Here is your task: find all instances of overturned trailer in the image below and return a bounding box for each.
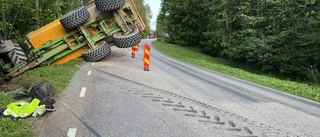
[0,0,145,83]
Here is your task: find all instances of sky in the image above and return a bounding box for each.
[144,0,161,30]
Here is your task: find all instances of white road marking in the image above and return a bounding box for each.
[92,63,95,66]
[67,128,77,137]
[61,101,72,109]
[87,71,92,76]
[79,87,86,97]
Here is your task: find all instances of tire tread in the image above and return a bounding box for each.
[95,0,125,11]
[113,29,141,48]
[7,43,28,66]
[82,41,111,62]
[59,6,90,30]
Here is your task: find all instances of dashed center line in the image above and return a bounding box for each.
[87,71,92,76]
[92,63,95,66]
[79,87,86,97]
[67,128,77,137]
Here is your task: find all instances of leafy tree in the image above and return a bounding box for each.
[145,3,153,28]
[228,0,320,82]
[156,0,169,38]
[157,0,320,83]
[0,0,89,43]
[133,0,152,35]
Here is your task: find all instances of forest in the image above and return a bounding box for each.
[0,0,152,49]
[156,0,320,84]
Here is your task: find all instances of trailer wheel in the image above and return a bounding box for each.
[59,6,90,30]
[82,41,111,62]
[7,43,27,66]
[0,59,4,76]
[113,29,141,48]
[94,0,125,11]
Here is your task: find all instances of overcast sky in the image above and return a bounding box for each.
[144,0,161,30]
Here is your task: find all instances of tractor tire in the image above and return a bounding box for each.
[59,6,90,30]
[7,43,28,66]
[113,29,141,48]
[82,41,111,62]
[0,59,4,76]
[94,0,125,11]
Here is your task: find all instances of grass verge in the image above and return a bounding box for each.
[0,59,83,137]
[152,40,320,102]
[0,92,34,137]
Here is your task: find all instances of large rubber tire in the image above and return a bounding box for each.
[94,0,125,11]
[59,6,90,30]
[7,43,27,66]
[0,59,4,76]
[113,29,141,48]
[82,41,111,62]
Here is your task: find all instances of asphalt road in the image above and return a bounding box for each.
[36,39,320,137]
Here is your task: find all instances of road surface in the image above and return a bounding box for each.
[35,39,320,137]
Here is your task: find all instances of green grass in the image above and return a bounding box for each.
[152,40,320,102]
[0,92,34,137]
[0,59,83,137]
[14,59,83,93]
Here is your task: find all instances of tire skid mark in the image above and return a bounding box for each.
[134,92,154,95]
[198,116,257,136]
[149,94,281,136]
[132,90,146,93]
[226,128,242,132]
[244,126,253,134]
[154,92,280,136]
[173,106,197,113]
[207,124,257,137]
[95,69,295,137]
[239,135,258,137]
[162,102,185,108]
[126,89,138,92]
[199,120,225,125]
[228,120,236,127]
[185,110,211,119]
[199,115,226,125]
[151,98,174,103]
[142,95,163,99]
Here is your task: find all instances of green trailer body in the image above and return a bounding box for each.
[0,0,145,83]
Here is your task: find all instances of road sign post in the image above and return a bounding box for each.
[132,46,136,58]
[136,44,139,52]
[144,44,150,71]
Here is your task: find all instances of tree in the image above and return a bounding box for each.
[133,0,152,35]
[0,0,90,50]
[145,3,153,28]
[157,0,320,83]
[156,0,169,38]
